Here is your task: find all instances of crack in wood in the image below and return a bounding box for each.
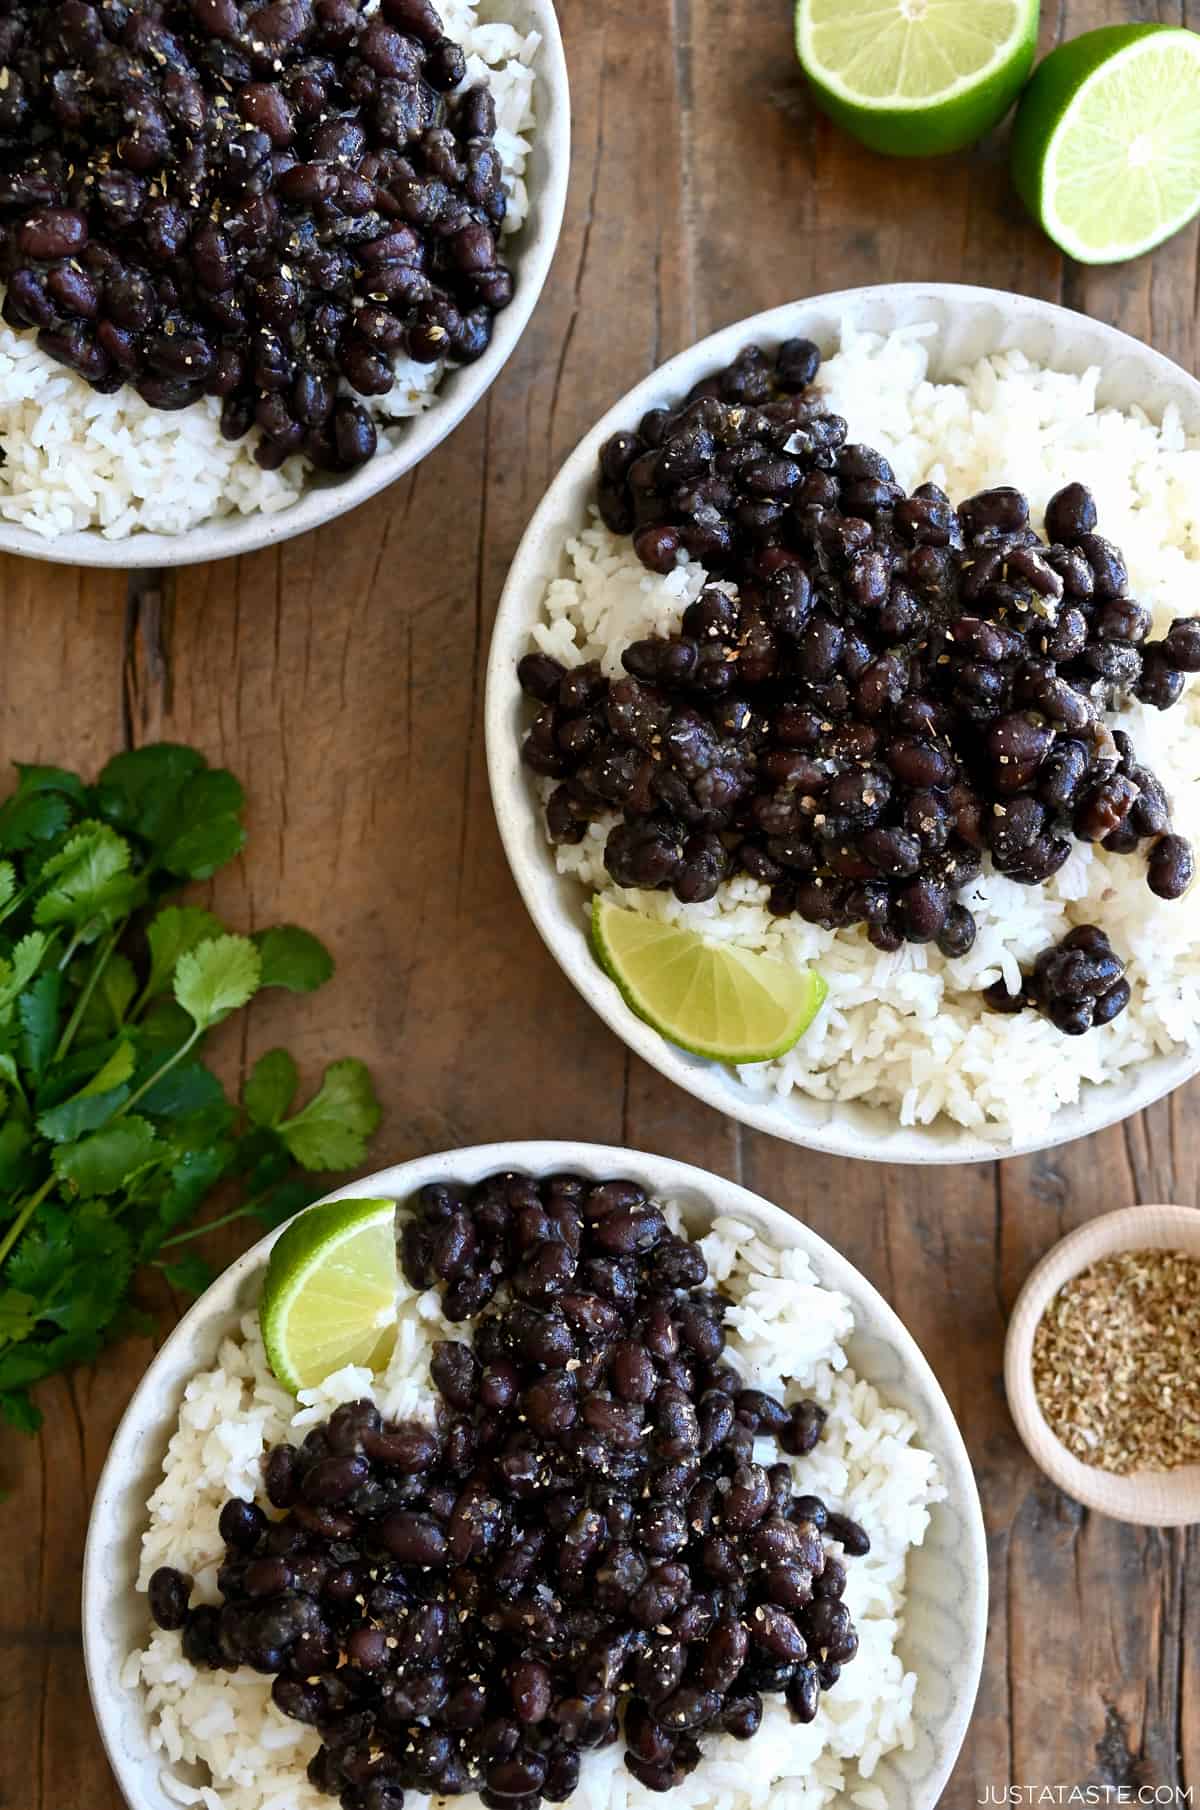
[1095,1702,1144,1791]
[122,568,174,748]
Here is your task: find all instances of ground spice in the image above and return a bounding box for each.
[1031,1249,1200,1475]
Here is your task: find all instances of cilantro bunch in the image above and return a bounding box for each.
[0,744,381,1436]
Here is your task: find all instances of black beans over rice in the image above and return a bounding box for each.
[519,342,1199,1034]
[0,0,515,473]
[149,1174,871,1810]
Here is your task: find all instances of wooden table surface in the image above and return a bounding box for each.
[2,0,1198,1804]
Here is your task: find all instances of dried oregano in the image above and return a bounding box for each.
[1032,1249,1200,1474]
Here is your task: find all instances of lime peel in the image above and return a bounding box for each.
[795,0,1040,158]
[260,1196,399,1395]
[1012,25,1200,265]
[592,895,828,1065]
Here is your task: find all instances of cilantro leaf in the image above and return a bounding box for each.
[0,1329,104,1391]
[36,1031,130,1104]
[0,791,73,854]
[234,1125,293,1195]
[5,1208,70,1295]
[0,863,14,912]
[33,824,134,931]
[160,770,246,880]
[19,970,61,1082]
[37,1084,131,1144]
[0,1122,34,1193]
[79,952,138,1041]
[253,927,334,994]
[35,1209,133,1335]
[74,952,139,1047]
[54,1116,157,1196]
[140,998,196,1055]
[243,1049,299,1128]
[94,745,206,843]
[161,815,247,882]
[0,1389,41,1434]
[0,932,51,1013]
[174,934,261,1030]
[162,1101,238,1156]
[12,764,87,806]
[162,1253,217,1298]
[96,751,245,880]
[81,1041,137,1097]
[0,1291,37,1342]
[278,1059,382,1172]
[251,1176,325,1229]
[144,906,226,1001]
[150,1146,236,1246]
[137,1061,225,1119]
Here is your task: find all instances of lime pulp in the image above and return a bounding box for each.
[592,895,828,1065]
[260,1196,398,1394]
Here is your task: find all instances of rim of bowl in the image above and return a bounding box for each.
[0,0,570,571]
[484,282,1200,1166]
[1004,1201,1200,1527]
[83,1139,988,1810]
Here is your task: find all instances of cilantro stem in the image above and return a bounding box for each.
[0,880,34,929]
[53,923,125,1065]
[116,1024,203,1118]
[159,1191,269,1250]
[57,929,85,973]
[0,1175,56,1272]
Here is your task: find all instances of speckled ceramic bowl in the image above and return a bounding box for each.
[83,1142,988,1810]
[0,0,569,569]
[485,284,1200,1164]
[1005,1202,1200,1527]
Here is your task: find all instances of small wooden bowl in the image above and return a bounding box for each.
[1005,1205,1200,1527]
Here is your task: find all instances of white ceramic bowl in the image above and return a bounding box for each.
[83,1141,987,1810]
[485,283,1200,1165]
[1005,1202,1200,1527]
[0,0,569,570]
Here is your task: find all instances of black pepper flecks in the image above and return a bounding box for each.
[518,341,1199,1034]
[149,1174,870,1810]
[0,0,516,472]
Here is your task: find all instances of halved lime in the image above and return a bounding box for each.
[1011,25,1200,264]
[592,896,827,1064]
[792,0,1035,156]
[795,0,1039,158]
[260,1197,398,1394]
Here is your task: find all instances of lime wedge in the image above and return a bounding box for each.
[1011,25,1200,264]
[592,896,827,1064]
[260,1197,399,1394]
[795,0,1039,158]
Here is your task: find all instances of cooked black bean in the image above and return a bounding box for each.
[1148,833,1195,901]
[149,1566,193,1631]
[1044,481,1097,545]
[301,1453,369,1505]
[823,1512,871,1557]
[218,1498,267,1552]
[380,1510,448,1565]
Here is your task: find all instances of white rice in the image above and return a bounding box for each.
[530,325,1200,1145]
[125,1206,943,1810]
[0,0,539,540]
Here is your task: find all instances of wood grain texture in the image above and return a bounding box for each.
[0,0,1198,1803]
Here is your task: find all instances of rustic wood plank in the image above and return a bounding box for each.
[0,0,1198,1804]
